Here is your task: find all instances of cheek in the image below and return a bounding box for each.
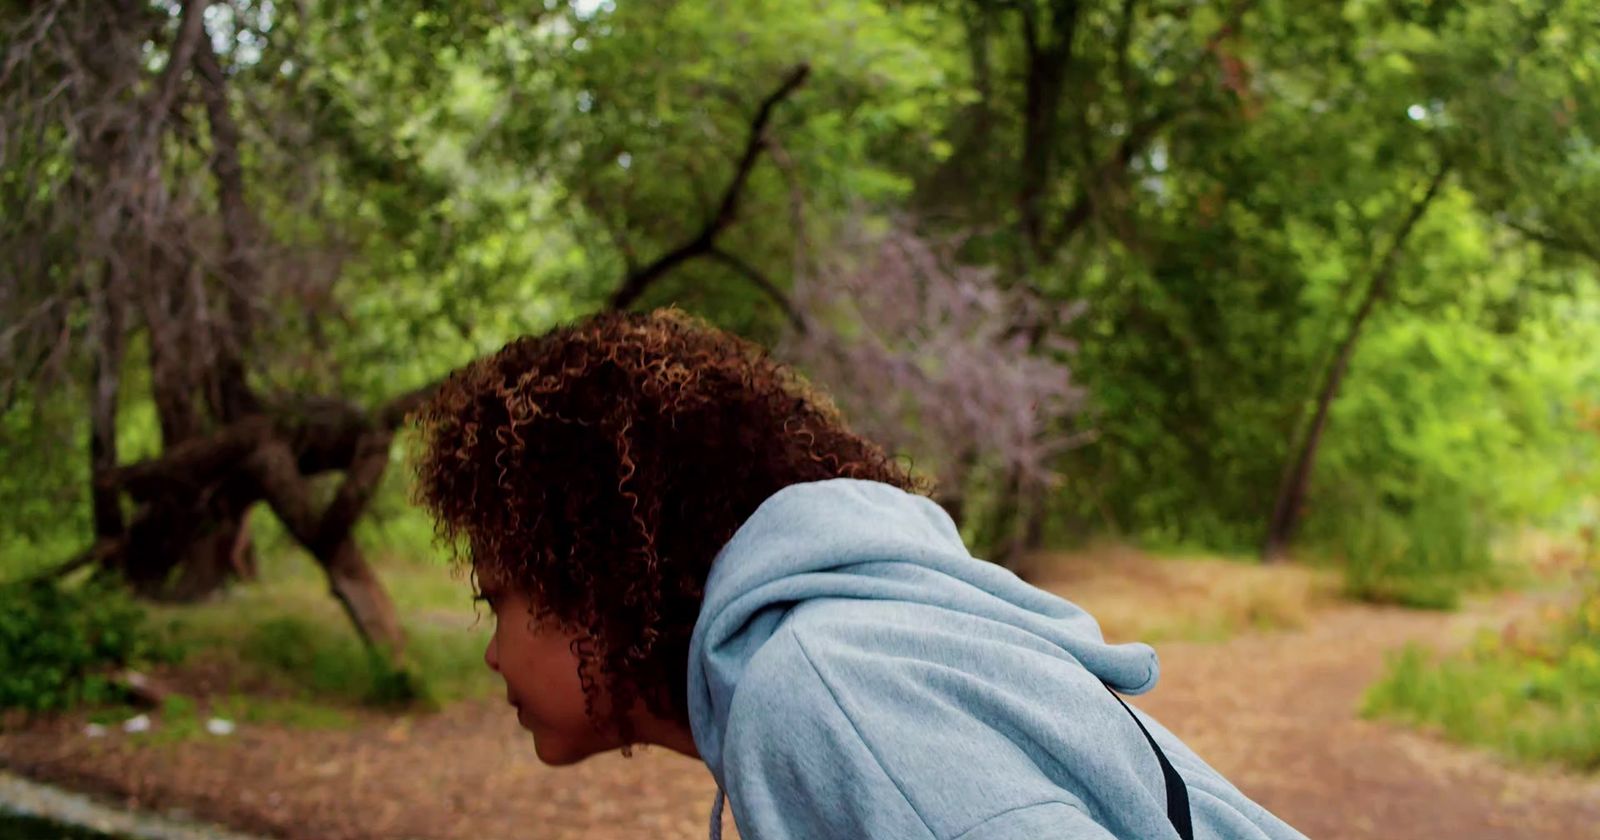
[507,633,593,727]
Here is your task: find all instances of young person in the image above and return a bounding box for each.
[412,307,1307,840]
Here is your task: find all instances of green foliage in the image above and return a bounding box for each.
[0,578,179,712]
[1317,483,1495,609]
[1365,530,1600,770]
[1040,0,1600,560]
[1305,257,1600,604]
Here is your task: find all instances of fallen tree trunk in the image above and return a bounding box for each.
[75,386,436,659]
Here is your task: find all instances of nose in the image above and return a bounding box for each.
[484,636,500,674]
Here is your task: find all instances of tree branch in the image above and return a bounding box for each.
[1045,1,1249,254]
[4,537,126,589]
[609,64,810,311]
[708,247,807,333]
[245,436,406,657]
[101,378,438,504]
[1048,103,1186,250]
[1505,220,1600,265]
[101,416,272,499]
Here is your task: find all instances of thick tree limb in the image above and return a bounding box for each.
[313,432,394,551]
[102,379,439,500]
[102,416,272,498]
[608,64,810,311]
[246,437,405,657]
[376,381,447,430]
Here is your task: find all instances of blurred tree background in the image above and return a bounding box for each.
[2,0,1598,746]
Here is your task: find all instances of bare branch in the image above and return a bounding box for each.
[707,246,808,333]
[5,537,127,589]
[1505,220,1600,265]
[147,0,210,125]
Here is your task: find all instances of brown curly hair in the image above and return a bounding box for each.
[410,306,929,746]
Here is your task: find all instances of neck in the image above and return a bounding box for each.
[632,713,702,760]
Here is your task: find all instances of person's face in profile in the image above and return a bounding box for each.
[481,586,619,766]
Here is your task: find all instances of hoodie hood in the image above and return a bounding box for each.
[685,477,1159,786]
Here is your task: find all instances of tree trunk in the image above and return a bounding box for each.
[1262,163,1450,561]
[1016,1,1080,267]
[88,268,125,541]
[322,537,406,659]
[934,445,981,529]
[984,467,1028,572]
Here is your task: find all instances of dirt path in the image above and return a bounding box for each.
[3,595,1597,839]
[1134,597,1600,839]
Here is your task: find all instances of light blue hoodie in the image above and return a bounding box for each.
[686,478,1308,840]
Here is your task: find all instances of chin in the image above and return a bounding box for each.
[532,735,601,767]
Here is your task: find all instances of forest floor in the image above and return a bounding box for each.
[2,549,1597,840]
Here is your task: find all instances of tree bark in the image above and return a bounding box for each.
[248,434,406,658]
[88,266,125,541]
[1262,162,1451,561]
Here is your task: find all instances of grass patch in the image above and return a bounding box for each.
[149,528,494,717]
[158,595,493,711]
[1363,538,1600,771]
[88,693,356,744]
[1030,543,1335,643]
[210,694,357,729]
[1363,640,1600,771]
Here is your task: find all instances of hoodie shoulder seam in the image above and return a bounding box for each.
[787,626,940,840]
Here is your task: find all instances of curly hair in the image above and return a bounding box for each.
[410,306,929,746]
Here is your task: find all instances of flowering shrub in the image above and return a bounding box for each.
[777,224,1086,537]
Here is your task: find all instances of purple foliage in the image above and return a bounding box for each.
[776,224,1087,508]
